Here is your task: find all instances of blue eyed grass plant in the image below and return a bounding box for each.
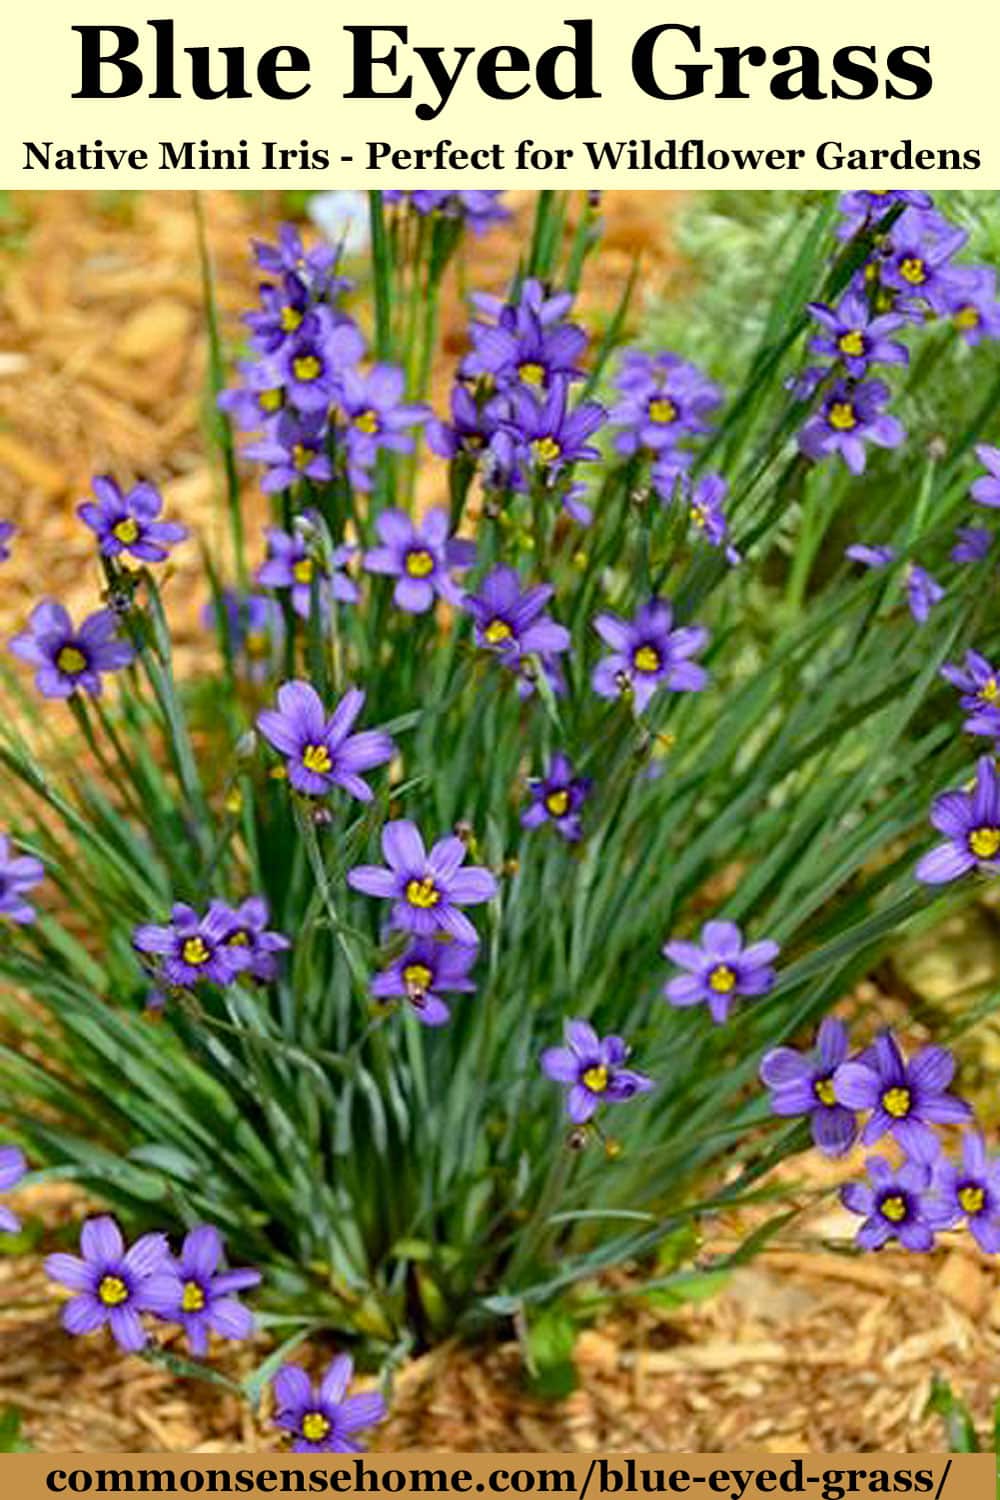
[3,190,1000,1396]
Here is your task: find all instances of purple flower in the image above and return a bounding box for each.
[942,264,1000,345]
[243,411,333,494]
[916,755,1000,885]
[687,473,740,564]
[217,357,285,432]
[9,601,134,699]
[385,190,508,235]
[363,508,476,613]
[840,1155,940,1252]
[931,1132,1000,1252]
[759,1017,857,1157]
[941,649,1000,739]
[0,1145,27,1235]
[798,379,905,475]
[78,477,188,563]
[905,563,944,625]
[463,565,571,695]
[833,1031,971,1162]
[609,350,722,457]
[371,937,477,1026]
[951,526,992,565]
[272,1355,387,1453]
[257,682,393,801]
[880,208,968,315]
[253,224,343,288]
[0,834,44,925]
[846,543,897,569]
[971,445,1000,509]
[217,897,291,983]
[167,1225,260,1357]
[132,901,249,989]
[521,753,592,843]
[663,919,779,1025]
[44,1216,181,1353]
[494,377,605,481]
[244,273,312,355]
[256,526,358,619]
[427,383,503,462]
[541,1019,653,1124]
[592,598,709,714]
[0,521,15,562]
[347,819,497,946]
[277,313,365,414]
[202,589,283,681]
[835,190,932,239]
[339,365,429,491]
[806,292,908,379]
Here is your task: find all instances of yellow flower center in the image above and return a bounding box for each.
[838,330,866,358]
[226,930,250,947]
[260,388,283,413]
[880,1193,907,1223]
[403,962,433,993]
[980,678,1000,704]
[292,354,322,382]
[405,549,435,578]
[112,517,140,545]
[56,645,87,675]
[708,963,736,994]
[970,825,1000,860]
[532,435,561,465]
[545,789,570,817]
[292,444,313,471]
[649,397,678,424]
[484,618,512,645]
[881,1086,911,1119]
[182,936,211,967]
[354,409,380,436]
[182,1280,206,1313]
[814,1077,837,1107]
[519,362,546,387]
[293,558,313,584]
[280,306,303,333]
[633,644,661,674]
[302,744,332,774]
[406,877,440,909]
[582,1064,609,1092]
[959,1184,985,1214]
[827,401,857,431]
[899,257,927,286]
[246,630,269,660]
[955,306,980,331]
[301,1412,331,1444]
[98,1274,129,1307]
[689,503,707,530]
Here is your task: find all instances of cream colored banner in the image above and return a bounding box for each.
[0,0,996,188]
[0,1455,992,1499]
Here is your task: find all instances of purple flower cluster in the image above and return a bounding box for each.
[370,937,477,1028]
[220,225,427,497]
[348,819,496,947]
[840,1130,1000,1254]
[45,1216,259,1356]
[202,589,284,680]
[133,896,290,992]
[521,752,592,843]
[363,507,476,613]
[541,1019,653,1124]
[271,1355,386,1453]
[941,650,1000,742]
[799,379,904,475]
[915,755,1000,886]
[610,349,722,462]
[256,522,358,620]
[463,565,571,697]
[435,279,605,517]
[384,190,508,236]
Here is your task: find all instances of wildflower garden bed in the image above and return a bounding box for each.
[2,188,1000,1454]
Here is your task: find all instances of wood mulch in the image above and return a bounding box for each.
[2,192,998,1454]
